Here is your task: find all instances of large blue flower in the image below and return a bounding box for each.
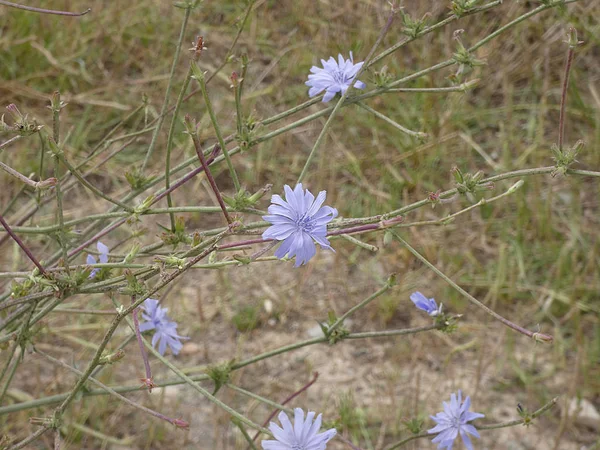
[306,52,366,102]
[139,298,188,356]
[261,408,336,450]
[263,184,338,267]
[86,241,109,279]
[428,390,485,450]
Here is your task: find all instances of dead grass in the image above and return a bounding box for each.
[0,0,599,449]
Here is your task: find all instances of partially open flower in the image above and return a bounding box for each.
[86,241,109,278]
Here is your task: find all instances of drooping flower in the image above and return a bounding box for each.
[410,291,442,317]
[139,298,189,356]
[86,241,109,278]
[306,52,366,102]
[262,184,338,267]
[262,408,336,450]
[428,390,485,450]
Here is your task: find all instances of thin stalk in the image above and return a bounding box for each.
[87,102,145,158]
[0,135,21,150]
[0,160,54,189]
[384,397,559,450]
[122,314,269,435]
[367,1,502,67]
[356,101,427,138]
[558,40,575,150]
[7,426,49,450]
[55,152,134,212]
[0,213,46,275]
[132,305,153,390]
[296,6,397,184]
[328,280,393,333]
[141,4,193,171]
[205,0,256,85]
[164,64,194,231]
[390,231,553,343]
[234,419,259,450]
[2,325,440,415]
[52,156,69,265]
[188,122,232,224]
[245,372,320,448]
[386,79,479,93]
[478,397,558,430]
[0,345,20,404]
[36,132,45,205]
[0,0,90,16]
[196,70,241,191]
[52,240,221,417]
[36,350,188,429]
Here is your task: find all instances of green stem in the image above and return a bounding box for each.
[356,101,427,138]
[141,4,193,171]
[390,231,553,343]
[165,64,194,231]
[296,6,396,184]
[328,279,393,333]
[55,151,134,213]
[1,325,441,415]
[119,310,269,435]
[385,397,559,449]
[196,68,241,191]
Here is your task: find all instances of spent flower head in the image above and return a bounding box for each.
[140,298,189,355]
[262,408,336,450]
[306,52,366,102]
[410,291,442,316]
[86,241,109,279]
[263,184,338,267]
[428,390,484,450]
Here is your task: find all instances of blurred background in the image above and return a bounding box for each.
[0,1,599,448]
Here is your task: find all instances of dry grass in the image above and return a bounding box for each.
[0,0,599,449]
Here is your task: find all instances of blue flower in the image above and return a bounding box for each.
[262,408,336,450]
[139,298,189,356]
[410,291,442,317]
[263,184,338,267]
[428,390,485,450]
[86,241,109,278]
[306,52,366,102]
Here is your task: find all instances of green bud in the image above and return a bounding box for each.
[190,61,206,83]
[123,244,140,264]
[99,349,125,365]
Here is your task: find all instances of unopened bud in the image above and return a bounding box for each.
[99,349,125,365]
[172,418,190,429]
[565,27,584,49]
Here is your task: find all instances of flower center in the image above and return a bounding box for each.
[450,414,462,429]
[295,213,314,233]
[332,68,350,86]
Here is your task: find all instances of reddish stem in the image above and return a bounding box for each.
[187,120,232,224]
[248,372,320,447]
[132,301,153,392]
[0,213,47,275]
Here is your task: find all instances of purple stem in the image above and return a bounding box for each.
[131,302,153,391]
[558,44,575,150]
[64,145,221,262]
[0,213,47,275]
[188,128,232,224]
[248,372,320,447]
[218,217,404,251]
